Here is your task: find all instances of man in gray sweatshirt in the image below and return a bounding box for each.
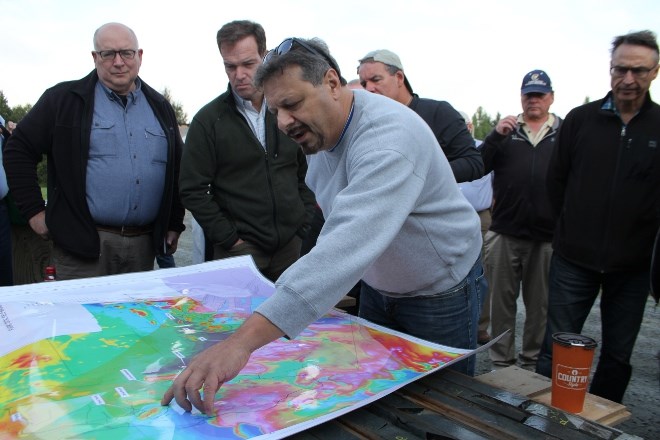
[162,37,483,415]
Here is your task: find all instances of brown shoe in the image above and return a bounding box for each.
[478,330,491,345]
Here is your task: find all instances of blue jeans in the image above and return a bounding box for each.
[156,253,176,268]
[359,256,484,376]
[536,254,649,403]
[0,199,13,286]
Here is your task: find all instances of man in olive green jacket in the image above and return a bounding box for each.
[179,20,316,282]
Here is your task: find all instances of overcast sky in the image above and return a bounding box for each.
[2,0,659,121]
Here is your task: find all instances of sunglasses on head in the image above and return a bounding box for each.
[263,37,341,76]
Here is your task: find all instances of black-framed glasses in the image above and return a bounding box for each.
[95,49,138,61]
[263,38,341,75]
[610,65,657,79]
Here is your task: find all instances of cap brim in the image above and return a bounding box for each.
[404,76,413,94]
[522,86,552,94]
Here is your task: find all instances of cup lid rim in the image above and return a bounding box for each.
[552,332,597,349]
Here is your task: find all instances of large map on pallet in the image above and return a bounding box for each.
[0,257,476,439]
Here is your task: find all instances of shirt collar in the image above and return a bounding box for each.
[98,78,142,104]
[232,89,263,114]
[516,113,555,128]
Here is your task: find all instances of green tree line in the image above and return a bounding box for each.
[471,106,500,141]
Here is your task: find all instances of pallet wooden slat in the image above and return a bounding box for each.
[474,366,631,426]
[299,369,641,439]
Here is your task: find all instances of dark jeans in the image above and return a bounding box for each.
[536,253,649,403]
[300,205,324,257]
[0,199,13,286]
[359,256,484,376]
[156,253,176,268]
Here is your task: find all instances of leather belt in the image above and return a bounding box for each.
[96,224,153,237]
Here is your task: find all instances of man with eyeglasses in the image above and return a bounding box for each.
[178,20,316,282]
[162,37,483,415]
[478,69,561,372]
[536,30,660,403]
[3,22,185,279]
[357,50,483,183]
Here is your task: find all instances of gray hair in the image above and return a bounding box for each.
[255,38,344,88]
[611,30,659,62]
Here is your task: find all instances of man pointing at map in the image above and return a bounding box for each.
[162,37,484,415]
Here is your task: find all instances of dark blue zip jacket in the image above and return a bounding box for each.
[481,114,562,242]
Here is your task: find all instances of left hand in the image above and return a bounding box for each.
[165,230,181,254]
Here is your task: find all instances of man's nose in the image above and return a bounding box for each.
[112,53,126,66]
[235,66,250,79]
[622,69,636,83]
[277,110,294,131]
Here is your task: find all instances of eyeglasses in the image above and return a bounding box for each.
[610,65,658,79]
[95,49,138,61]
[263,38,341,75]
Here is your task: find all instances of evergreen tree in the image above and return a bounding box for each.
[162,87,188,125]
[472,106,497,140]
[0,91,11,121]
[9,104,32,122]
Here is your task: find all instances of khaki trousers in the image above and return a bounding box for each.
[484,231,552,367]
[52,230,155,280]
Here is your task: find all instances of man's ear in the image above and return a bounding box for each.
[395,70,406,88]
[325,69,342,96]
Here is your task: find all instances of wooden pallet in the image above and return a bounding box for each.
[475,366,631,426]
[291,368,640,440]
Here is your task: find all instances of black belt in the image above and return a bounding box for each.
[96,224,153,237]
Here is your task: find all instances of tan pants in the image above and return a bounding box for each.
[214,236,302,282]
[52,230,155,280]
[483,231,552,367]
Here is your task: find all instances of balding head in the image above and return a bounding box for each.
[91,22,142,95]
[93,22,138,51]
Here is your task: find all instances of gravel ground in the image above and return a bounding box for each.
[474,295,659,439]
[170,211,659,439]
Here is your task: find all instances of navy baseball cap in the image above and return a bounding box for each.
[521,70,553,94]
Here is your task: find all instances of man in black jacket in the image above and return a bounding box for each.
[179,20,316,282]
[3,23,185,280]
[357,49,483,183]
[536,30,660,403]
[480,70,561,370]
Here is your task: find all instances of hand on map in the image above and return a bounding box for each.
[161,313,285,415]
[161,339,251,414]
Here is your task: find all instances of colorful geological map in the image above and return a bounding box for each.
[0,257,472,439]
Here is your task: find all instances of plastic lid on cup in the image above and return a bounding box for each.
[552,332,597,349]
